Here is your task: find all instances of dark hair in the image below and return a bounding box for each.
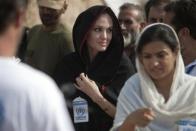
[164,1,175,13]
[145,0,170,20]
[119,3,144,22]
[0,0,29,34]
[166,0,196,39]
[136,24,178,54]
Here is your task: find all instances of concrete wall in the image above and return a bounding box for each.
[105,0,146,16]
[25,0,146,30]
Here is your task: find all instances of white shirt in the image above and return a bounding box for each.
[0,57,74,131]
[185,60,196,76]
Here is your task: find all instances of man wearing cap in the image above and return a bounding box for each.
[25,0,73,76]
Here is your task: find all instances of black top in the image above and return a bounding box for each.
[53,5,135,131]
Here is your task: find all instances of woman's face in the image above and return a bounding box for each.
[86,13,113,57]
[140,41,177,81]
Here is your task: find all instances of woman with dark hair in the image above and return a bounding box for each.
[111,23,196,131]
[53,5,135,131]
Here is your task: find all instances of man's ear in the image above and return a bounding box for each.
[15,9,26,28]
[60,0,68,14]
[178,27,190,38]
[140,22,147,31]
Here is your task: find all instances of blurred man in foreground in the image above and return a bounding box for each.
[0,0,74,130]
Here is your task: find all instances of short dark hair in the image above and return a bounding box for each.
[166,0,196,39]
[119,3,144,22]
[145,0,170,20]
[136,24,179,54]
[0,0,29,34]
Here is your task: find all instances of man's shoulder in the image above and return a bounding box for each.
[121,73,140,94]
[18,62,57,88]
[0,59,71,131]
[0,60,57,93]
[30,24,42,30]
[28,25,42,35]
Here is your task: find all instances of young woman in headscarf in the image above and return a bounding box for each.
[111,23,196,131]
[53,5,135,131]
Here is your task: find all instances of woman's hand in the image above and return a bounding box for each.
[119,108,155,131]
[75,73,116,117]
[75,73,103,102]
[127,108,155,127]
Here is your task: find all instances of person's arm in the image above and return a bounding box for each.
[75,73,116,117]
[118,119,135,131]
[118,108,155,131]
[93,92,116,117]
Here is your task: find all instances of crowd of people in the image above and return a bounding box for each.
[1,0,196,131]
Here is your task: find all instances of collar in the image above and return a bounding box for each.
[185,60,196,74]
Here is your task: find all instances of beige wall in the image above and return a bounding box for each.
[25,0,105,31]
[25,0,147,30]
[25,0,40,28]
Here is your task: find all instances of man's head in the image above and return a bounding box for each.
[37,0,68,27]
[0,0,29,56]
[145,0,170,24]
[164,0,196,65]
[118,3,144,47]
[0,0,28,34]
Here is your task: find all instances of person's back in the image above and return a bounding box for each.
[0,0,74,130]
[0,58,73,131]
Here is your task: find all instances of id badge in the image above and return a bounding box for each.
[177,119,196,131]
[73,97,89,123]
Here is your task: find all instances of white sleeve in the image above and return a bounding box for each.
[111,76,142,131]
[110,85,131,131]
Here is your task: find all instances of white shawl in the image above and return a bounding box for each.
[137,23,196,120]
[112,23,196,131]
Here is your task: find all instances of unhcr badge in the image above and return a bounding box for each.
[73,97,89,123]
[177,119,196,131]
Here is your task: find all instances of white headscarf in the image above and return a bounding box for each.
[136,23,196,121]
